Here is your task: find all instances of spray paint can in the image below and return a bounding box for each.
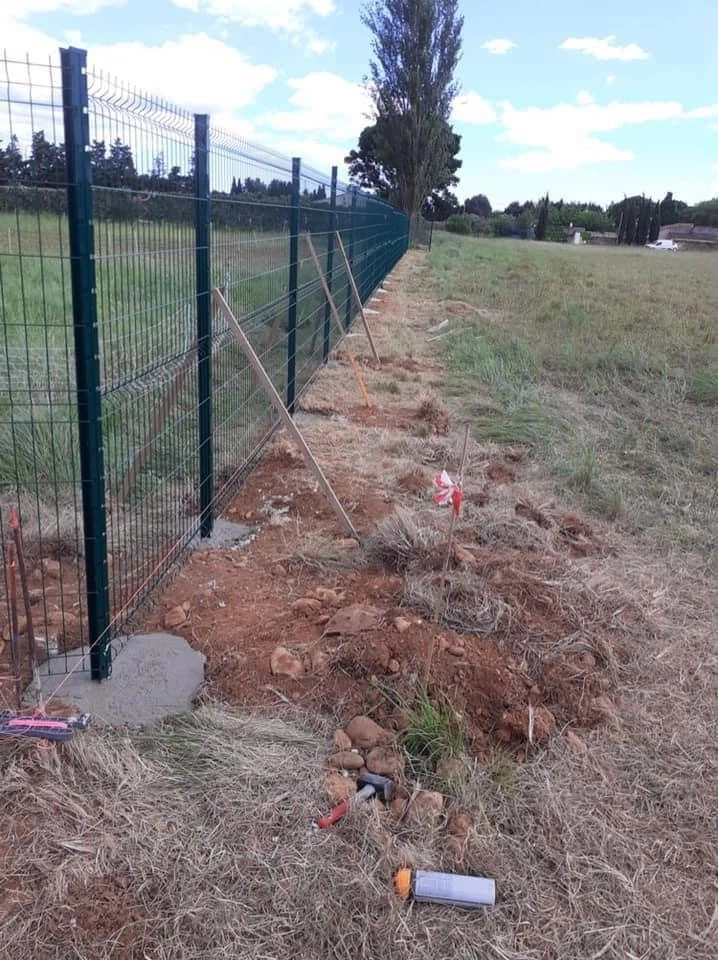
[393,867,495,908]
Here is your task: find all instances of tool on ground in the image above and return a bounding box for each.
[0,710,91,743]
[313,772,395,830]
[394,867,496,908]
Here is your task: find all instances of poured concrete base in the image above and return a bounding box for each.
[37,633,206,725]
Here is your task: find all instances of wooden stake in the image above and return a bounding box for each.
[10,508,42,711]
[212,289,360,541]
[5,541,22,710]
[305,235,373,408]
[117,349,195,501]
[423,423,471,685]
[334,231,381,367]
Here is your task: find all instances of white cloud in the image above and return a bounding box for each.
[499,99,685,148]
[292,28,335,56]
[171,0,335,33]
[258,72,374,144]
[576,90,594,106]
[496,97,706,173]
[560,36,649,62]
[91,34,277,114]
[452,92,496,125]
[7,0,123,12]
[606,74,617,85]
[684,105,718,119]
[270,136,345,173]
[500,139,633,173]
[482,38,516,55]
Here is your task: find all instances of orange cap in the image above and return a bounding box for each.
[393,867,412,899]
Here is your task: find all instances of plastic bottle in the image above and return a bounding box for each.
[393,867,495,908]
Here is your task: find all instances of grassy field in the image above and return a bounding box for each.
[429,233,718,565]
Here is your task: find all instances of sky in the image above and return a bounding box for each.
[2,0,718,210]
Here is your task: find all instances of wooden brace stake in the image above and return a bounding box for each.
[304,235,372,409]
[211,289,359,541]
[334,230,381,367]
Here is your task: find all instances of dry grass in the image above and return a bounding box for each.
[404,569,510,634]
[1,682,715,960]
[363,507,445,572]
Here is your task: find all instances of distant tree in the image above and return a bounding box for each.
[0,135,24,183]
[107,139,136,187]
[464,193,491,217]
[504,201,523,217]
[636,195,651,245]
[422,188,459,220]
[648,201,661,242]
[266,178,293,197]
[243,177,267,195]
[348,0,464,219]
[27,130,65,185]
[624,202,637,244]
[535,193,549,241]
[687,198,718,227]
[658,191,689,225]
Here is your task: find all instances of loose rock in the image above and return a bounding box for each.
[291,598,322,616]
[393,616,412,634]
[313,587,344,604]
[332,729,352,751]
[365,746,404,780]
[327,751,365,770]
[388,658,401,674]
[345,715,393,750]
[324,605,383,636]
[323,772,357,805]
[269,645,304,680]
[447,812,473,840]
[408,790,444,825]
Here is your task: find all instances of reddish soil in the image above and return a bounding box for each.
[2,253,638,756]
[133,253,639,756]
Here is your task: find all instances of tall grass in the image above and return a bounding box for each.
[431,234,718,557]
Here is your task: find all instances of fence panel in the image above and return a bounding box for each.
[0,53,90,688]
[0,46,409,691]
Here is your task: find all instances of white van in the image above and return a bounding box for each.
[645,239,679,251]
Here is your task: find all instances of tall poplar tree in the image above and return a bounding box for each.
[349,0,463,220]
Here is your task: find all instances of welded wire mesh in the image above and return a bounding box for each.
[0,53,88,690]
[0,46,409,681]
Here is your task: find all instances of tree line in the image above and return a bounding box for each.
[0,131,341,231]
[441,191,718,242]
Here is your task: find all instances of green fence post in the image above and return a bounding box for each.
[323,165,338,362]
[61,46,111,681]
[287,157,300,413]
[194,114,213,538]
[344,188,357,329]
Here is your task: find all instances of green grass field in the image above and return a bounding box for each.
[429,233,718,564]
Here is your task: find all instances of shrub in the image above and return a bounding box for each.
[445,213,472,235]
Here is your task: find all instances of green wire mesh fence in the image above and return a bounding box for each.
[0,47,409,690]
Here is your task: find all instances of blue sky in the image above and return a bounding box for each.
[2,0,717,209]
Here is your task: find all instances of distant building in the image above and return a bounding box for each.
[659,223,718,246]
